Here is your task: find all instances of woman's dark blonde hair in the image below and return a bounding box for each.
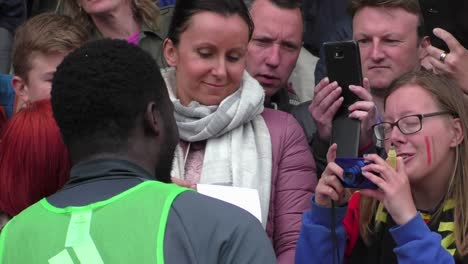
[58,0,160,33]
[360,70,468,256]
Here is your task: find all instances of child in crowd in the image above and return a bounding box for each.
[0,100,70,230]
[0,12,88,228]
[10,12,88,114]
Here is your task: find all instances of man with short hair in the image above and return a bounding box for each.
[245,0,304,112]
[292,0,430,176]
[0,39,276,263]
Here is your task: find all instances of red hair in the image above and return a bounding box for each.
[0,107,6,132]
[0,99,70,216]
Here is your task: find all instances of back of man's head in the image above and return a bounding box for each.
[348,0,424,38]
[51,39,173,163]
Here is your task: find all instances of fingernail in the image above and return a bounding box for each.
[363,154,369,158]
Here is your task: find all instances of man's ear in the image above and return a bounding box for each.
[12,76,30,103]
[418,36,431,60]
[163,38,178,67]
[449,117,464,147]
[143,102,160,137]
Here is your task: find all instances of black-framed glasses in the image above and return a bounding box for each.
[372,111,455,140]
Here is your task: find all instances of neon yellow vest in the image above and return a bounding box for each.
[0,181,188,264]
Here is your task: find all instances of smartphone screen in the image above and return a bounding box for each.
[323,40,363,113]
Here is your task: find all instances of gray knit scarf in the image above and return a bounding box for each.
[162,68,272,227]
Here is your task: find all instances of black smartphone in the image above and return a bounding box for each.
[331,116,360,158]
[324,40,363,158]
[323,40,363,111]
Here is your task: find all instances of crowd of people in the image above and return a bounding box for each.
[0,0,467,263]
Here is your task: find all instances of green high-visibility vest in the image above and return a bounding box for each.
[0,181,188,264]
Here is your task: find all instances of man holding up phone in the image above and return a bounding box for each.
[292,0,430,176]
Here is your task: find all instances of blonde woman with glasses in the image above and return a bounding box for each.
[296,70,468,263]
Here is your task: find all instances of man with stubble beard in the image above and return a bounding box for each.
[292,0,430,176]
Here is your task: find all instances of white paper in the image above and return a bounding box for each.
[196,184,262,224]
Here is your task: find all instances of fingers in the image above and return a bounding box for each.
[326,96,344,118]
[348,101,375,118]
[361,154,407,191]
[309,79,344,139]
[426,44,446,60]
[171,177,196,189]
[361,170,386,189]
[348,100,376,135]
[316,173,344,204]
[349,85,372,101]
[363,153,386,165]
[420,55,434,71]
[317,158,354,207]
[433,28,463,54]
[427,56,451,73]
[324,175,344,200]
[314,77,331,95]
[326,143,337,163]
[311,82,342,112]
[363,77,370,91]
[396,157,405,173]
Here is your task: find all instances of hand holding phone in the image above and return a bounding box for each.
[323,40,363,111]
[324,40,363,158]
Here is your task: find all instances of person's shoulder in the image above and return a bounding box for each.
[0,74,13,96]
[262,108,305,135]
[0,74,15,113]
[290,100,311,117]
[159,4,174,17]
[171,191,261,227]
[165,191,276,263]
[261,108,291,123]
[158,4,174,35]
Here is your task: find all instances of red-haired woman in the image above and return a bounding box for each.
[0,99,70,230]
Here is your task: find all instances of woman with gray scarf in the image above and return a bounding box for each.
[161,0,317,262]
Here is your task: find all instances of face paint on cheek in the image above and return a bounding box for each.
[425,136,432,166]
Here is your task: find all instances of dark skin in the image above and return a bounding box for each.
[69,101,175,183]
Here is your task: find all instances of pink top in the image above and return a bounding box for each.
[127,32,140,45]
[179,109,317,263]
[179,140,205,184]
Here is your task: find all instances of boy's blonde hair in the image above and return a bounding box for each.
[12,12,89,80]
